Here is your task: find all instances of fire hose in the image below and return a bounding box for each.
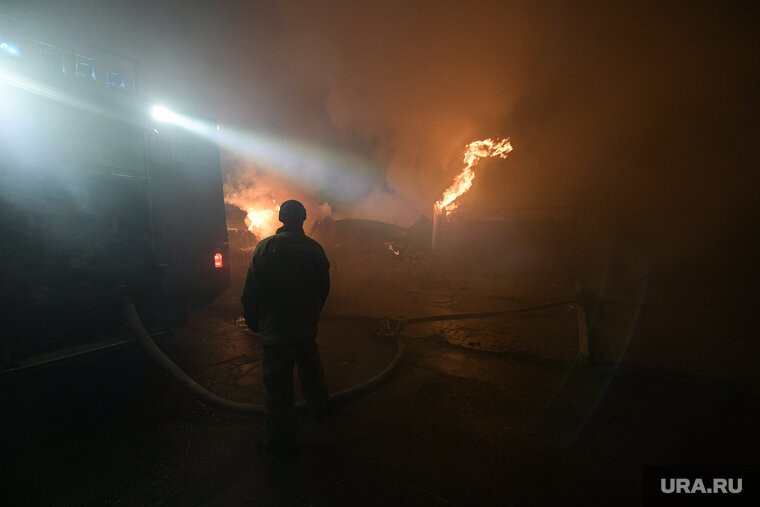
[124,303,405,415]
[125,299,576,415]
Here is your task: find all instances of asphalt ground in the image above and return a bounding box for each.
[2,268,759,505]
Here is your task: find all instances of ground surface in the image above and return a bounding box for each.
[2,263,759,506]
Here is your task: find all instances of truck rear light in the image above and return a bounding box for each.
[214,253,223,268]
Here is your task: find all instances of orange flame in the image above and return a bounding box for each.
[435,138,513,213]
[245,199,281,239]
[384,241,400,256]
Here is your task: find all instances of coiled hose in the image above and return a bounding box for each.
[124,303,405,415]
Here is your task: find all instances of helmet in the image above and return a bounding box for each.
[278,199,307,225]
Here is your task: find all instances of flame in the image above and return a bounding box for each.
[435,138,513,213]
[384,241,400,256]
[244,199,280,239]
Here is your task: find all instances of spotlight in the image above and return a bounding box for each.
[151,105,173,122]
[0,42,20,58]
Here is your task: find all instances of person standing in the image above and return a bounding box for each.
[241,200,331,451]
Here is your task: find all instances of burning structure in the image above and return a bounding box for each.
[432,138,513,253]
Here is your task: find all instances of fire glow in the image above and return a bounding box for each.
[245,199,280,238]
[435,138,513,213]
[384,241,400,256]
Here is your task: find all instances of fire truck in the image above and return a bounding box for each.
[0,14,230,373]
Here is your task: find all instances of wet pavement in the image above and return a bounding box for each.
[2,268,759,505]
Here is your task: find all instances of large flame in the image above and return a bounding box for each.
[244,199,281,239]
[223,161,333,244]
[435,138,513,213]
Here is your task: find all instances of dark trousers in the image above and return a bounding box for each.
[262,336,329,441]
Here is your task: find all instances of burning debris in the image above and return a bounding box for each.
[224,183,282,240]
[222,158,333,244]
[308,216,434,284]
[243,198,280,238]
[222,135,513,265]
[384,241,401,256]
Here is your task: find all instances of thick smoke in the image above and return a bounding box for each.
[233,0,759,241]
[7,1,759,259]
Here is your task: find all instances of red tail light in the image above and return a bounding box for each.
[214,253,223,268]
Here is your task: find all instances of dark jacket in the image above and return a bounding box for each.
[240,225,330,345]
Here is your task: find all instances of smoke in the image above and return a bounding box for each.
[270,0,526,223]
[222,154,332,238]
[257,0,758,259]
[6,0,759,256]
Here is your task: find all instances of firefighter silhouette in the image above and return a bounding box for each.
[241,200,331,451]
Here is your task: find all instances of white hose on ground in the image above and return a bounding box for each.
[124,303,405,416]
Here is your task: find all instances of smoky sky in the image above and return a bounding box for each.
[5,1,759,250]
